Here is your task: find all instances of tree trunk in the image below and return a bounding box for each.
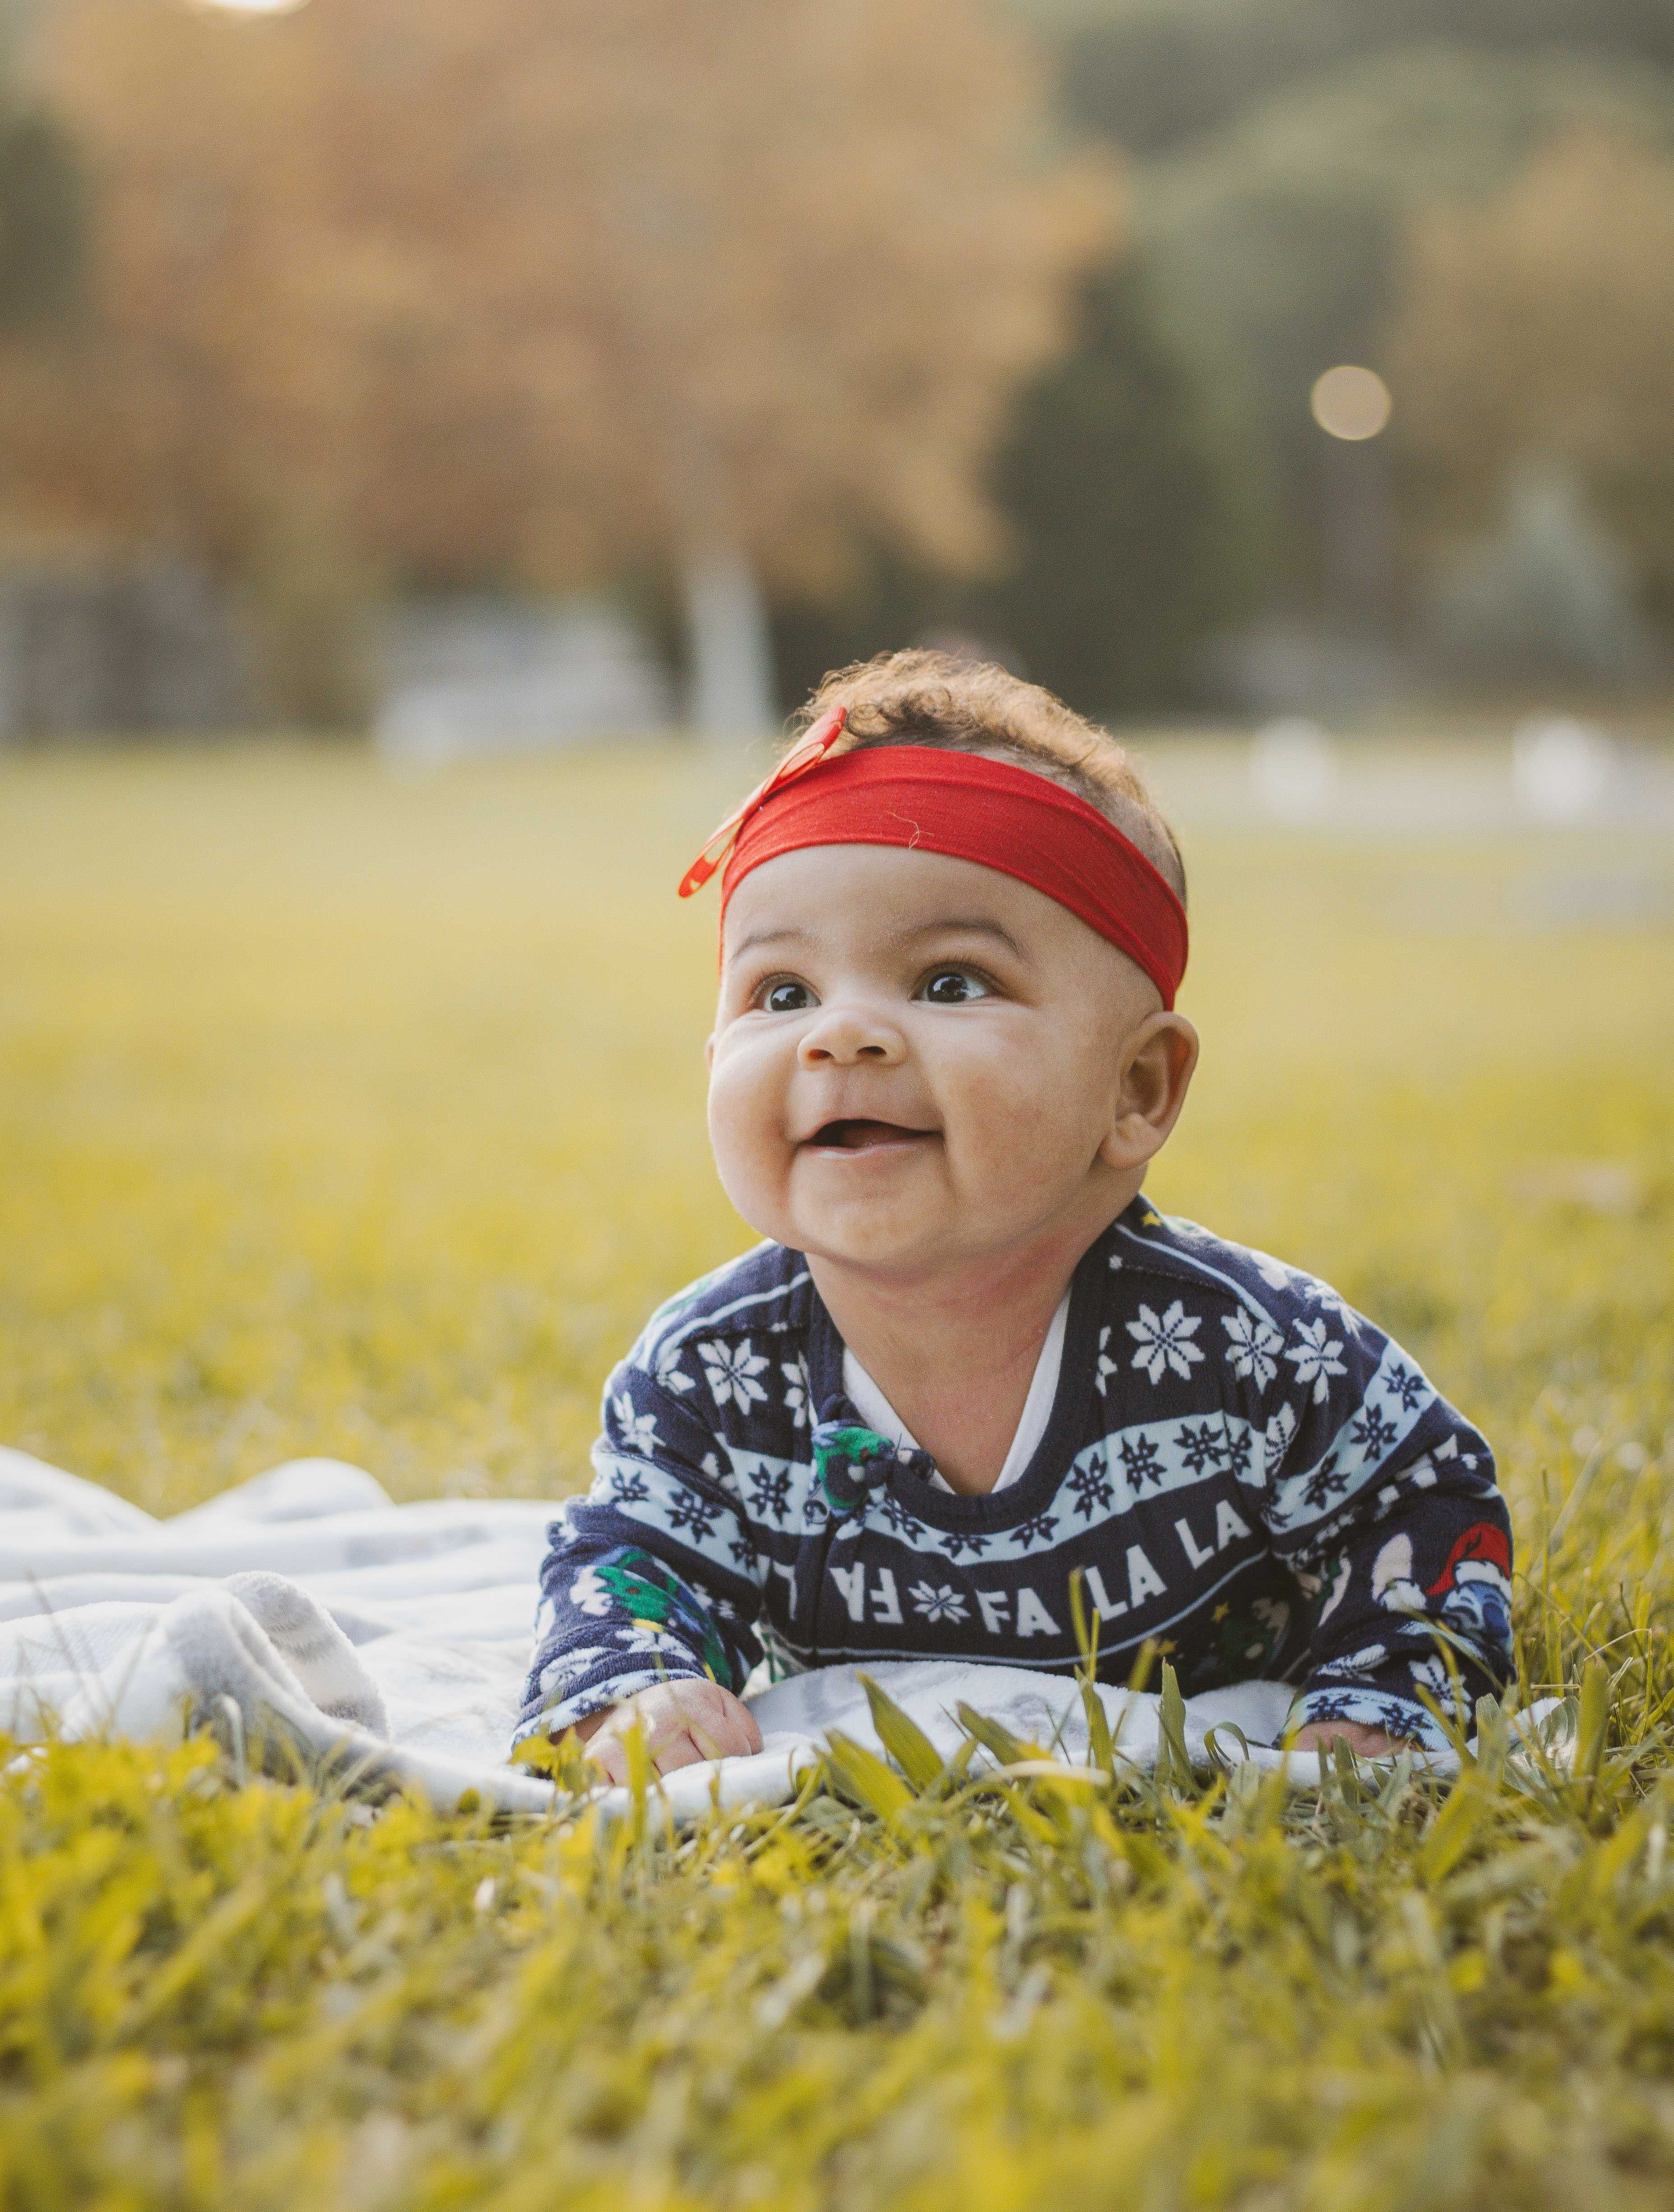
[681,540,777,738]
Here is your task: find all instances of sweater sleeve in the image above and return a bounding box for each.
[512,1363,768,1745]
[1250,1292,1513,1749]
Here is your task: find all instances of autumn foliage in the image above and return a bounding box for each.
[0,0,1114,616]
[1388,129,1674,628]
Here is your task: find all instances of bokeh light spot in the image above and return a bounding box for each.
[189,0,313,15]
[1310,365,1392,442]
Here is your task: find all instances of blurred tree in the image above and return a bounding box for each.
[771,258,1266,717]
[970,258,1266,711]
[1,0,1113,728]
[1132,49,1674,597]
[1001,4,1674,648]
[0,4,384,711]
[1042,0,1674,157]
[1388,129,1674,637]
[769,542,951,727]
[0,103,80,329]
[0,0,82,335]
[1419,463,1658,685]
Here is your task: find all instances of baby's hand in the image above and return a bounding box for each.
[1290,1719,1403,1759]
[574,1681,763,1784]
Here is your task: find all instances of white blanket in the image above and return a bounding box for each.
[1,1449,1563,1820]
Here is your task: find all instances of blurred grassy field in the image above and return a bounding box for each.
[4,737,1674,2210]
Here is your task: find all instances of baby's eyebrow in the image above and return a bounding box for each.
[729,924,811,959]
[901,918,1026,959]
[727,917,1027,963]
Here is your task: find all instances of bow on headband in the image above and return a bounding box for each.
[677,707,849,899]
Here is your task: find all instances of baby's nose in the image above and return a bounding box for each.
[797,1002,906,1066]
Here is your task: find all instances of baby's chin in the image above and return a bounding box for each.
[794,1223,965,1278]
[725,1178,944,1275]
[782,1190,1011,1281]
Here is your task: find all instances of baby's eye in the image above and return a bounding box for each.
[758,978,817,1014]
[916,968,991,1005]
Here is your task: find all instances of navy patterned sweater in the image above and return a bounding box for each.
[515,1200,1513,1751]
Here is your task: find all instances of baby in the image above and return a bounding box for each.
[514,652,1513,1781]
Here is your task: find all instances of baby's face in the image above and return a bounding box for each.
[707,843,1170,1280]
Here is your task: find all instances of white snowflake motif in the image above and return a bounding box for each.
[1317,1642,1387,1679]
[1300,1278,1368,1337]
[537,1645,609,1696]
[908,1581,969,1625]
[1249,1249,1296,1293]
[1222,1308,1283,1389]
[652,1343,697,1397]
[569,1564,613,1618]
[698,1337,771,1414]
[615,1622,694,1659]
[1096,1325,1120,1390]
[1126,1300,1205,1385]
[780,1358,812,1429]
[611,1392,661,1457]
[1282,1318,1347,1404]
[1260,1401,1298,1479]
[1408,1653,1462,1716]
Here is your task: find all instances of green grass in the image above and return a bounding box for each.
[3,737,1673,2209]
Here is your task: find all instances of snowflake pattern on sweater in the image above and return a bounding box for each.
[515,1202,1513,1752]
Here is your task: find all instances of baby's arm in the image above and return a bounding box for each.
[512,1368,768,1770]
[1259,1308,1513,1752]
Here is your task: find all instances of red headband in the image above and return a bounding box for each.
[678,711,1188,1008]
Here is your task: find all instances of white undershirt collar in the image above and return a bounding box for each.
[840,1291,1070,1497]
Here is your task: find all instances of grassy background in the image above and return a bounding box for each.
[3,736,1674,2208]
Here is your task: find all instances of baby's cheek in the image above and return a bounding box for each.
[959,1054,1099,1185]
[707,1056,789,1217]
[959,1037,1058,1128]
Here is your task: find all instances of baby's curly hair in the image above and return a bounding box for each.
[795,650,1185,902]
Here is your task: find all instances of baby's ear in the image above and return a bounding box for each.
[1100,1012,1199,1171]
[705,1032,716,1074]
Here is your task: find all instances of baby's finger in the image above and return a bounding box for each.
[702,1713,762,1761]
[588,1733,630,1786]
[675,1698,761,1765]
[650,1727,711,1776]
[673,1714,760,1768]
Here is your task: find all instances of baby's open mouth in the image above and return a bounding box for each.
[806,1119,937,1152]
